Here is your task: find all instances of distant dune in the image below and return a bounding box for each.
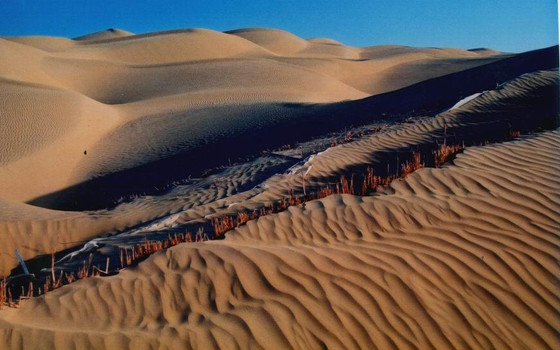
[0,27,518,205]
[0,28,558,350]
[73,28,134,41]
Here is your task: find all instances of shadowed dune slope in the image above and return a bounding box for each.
[300,69,559,183]
[1,28,541,209]
[0,63,556,278]
[0,129,557,350]
[0,66,556,279]
[23,46,557,211]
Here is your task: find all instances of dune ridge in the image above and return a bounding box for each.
[20,46,558,212]
[0,128,557,349]
[0,51,556,279]
[0,27,513,205]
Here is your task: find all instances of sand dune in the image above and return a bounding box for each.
[73,28,134,42]
[0,27,515,208]
[25,47,560,212]
[0,28,556,271]
[0,39,60,86]
[42,56,369,105]
[0,80,120,201]
[0,128,557,349]
[59,29,272,65]
[300,69,559,183]
[227,28,309,53]
[0,27,558,349]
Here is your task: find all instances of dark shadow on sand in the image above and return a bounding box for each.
[27,45,559,211]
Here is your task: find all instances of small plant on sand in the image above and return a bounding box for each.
[508,129,521,139]
[0,276,29,309]
[400,152,424,177]
[118,232,192,270]
[338,175,354,195]
[0,278,5,309]
[360,167,394,195]
[433,140,464,167]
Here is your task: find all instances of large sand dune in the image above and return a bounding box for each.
[0,28,558,349]
[0,127,557,350]
[0,27,516,205]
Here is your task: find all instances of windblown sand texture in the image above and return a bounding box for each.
[0,124,558,350]
[0,28,508,202]
[0,27,558,349]
[0,27,528,272]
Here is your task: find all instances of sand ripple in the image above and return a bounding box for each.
[0,29,558,349]
[0,129,557,350]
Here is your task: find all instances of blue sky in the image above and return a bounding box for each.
[0,0,558,52]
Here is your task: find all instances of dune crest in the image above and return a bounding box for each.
[73,28,134,41]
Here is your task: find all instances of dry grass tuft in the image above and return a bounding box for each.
[210,149,434,237]
[401,152,424,176]
[433,140,464,167]
[509,130,521,139]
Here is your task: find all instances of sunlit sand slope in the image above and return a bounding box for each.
[0,65,555,280]
[0,128,557,349]
[17,46,557,212]
[0,28,513,206]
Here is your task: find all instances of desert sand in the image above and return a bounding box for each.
[0,28,558,349]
